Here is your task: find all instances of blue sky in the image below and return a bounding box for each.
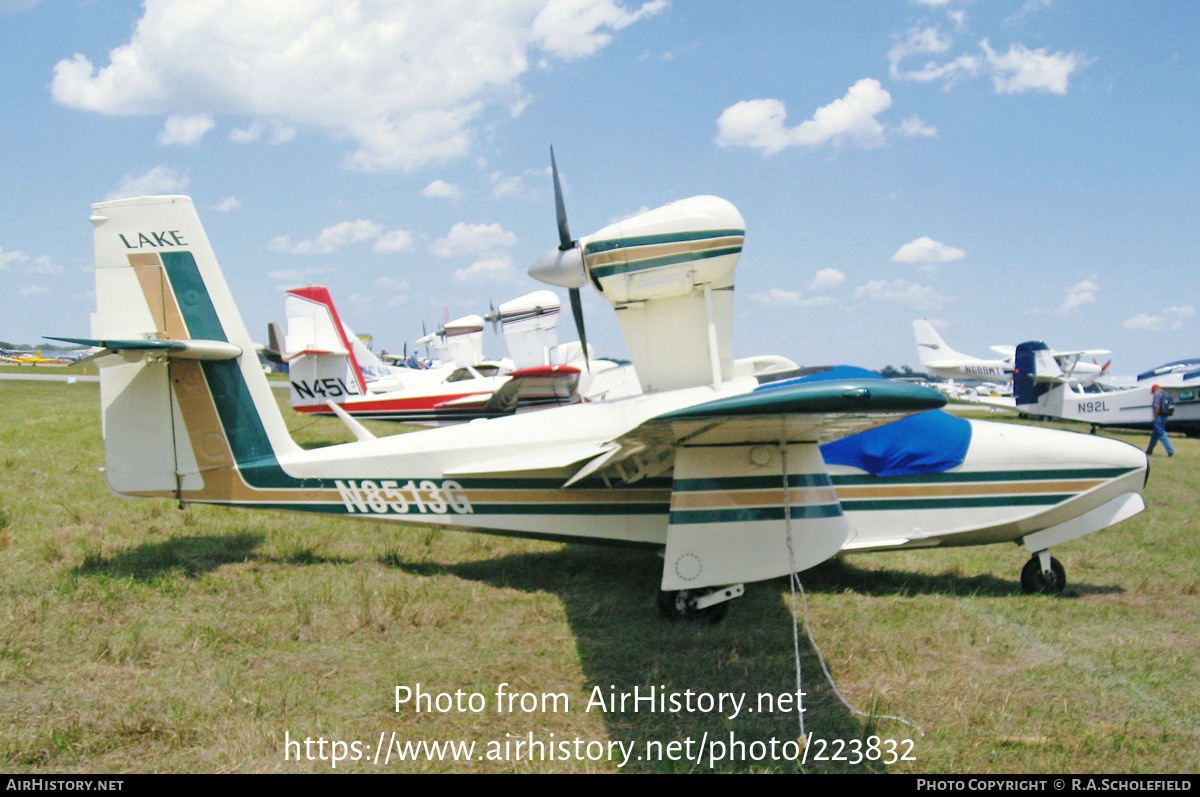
[2,0,1197,374]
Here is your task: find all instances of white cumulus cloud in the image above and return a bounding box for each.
[749,288,803,306]
[899,115,938,138]
[51,0,663,172]
[423,180,462,199]
[430,222,516,258]
[373,229,416,254]
[229,120,296,144]
[808,268,845,292]
[715,78,892,156]
[981,39,1086,94]
[157,113,214,145]
[27,256,62,276]
[490,171,537,200]
[267,221,413,256]
[854,279,949,311]
[892,236,965,273]
[532,0,667,61]
[888,23,1085,95]
[1123,306,1193,332]
[1058,279,1098,315]
[105,165,189,200]
[889,25,981,85]
[270,220,384,255]
[748,288,836,307]
[0,246,29,270]
[453,255,519,283]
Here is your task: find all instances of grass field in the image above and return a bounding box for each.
[1,379,1197,773]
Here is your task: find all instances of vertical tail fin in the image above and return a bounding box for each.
[284,286,372,409]
[1013,341,1058,406]
[89,195,299,498]
[913,319,965,367]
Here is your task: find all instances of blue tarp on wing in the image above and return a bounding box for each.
[757,364,970,477]
[820,410,971,477]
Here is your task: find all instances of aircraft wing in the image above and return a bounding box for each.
[1053,349,1111,358]
[445,377,947,483]
[563,377,947,487]
[483,364,581,414]
[646,377,944,443]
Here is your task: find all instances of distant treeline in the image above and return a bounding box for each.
[0,341,78,351]
[879,364,934,380]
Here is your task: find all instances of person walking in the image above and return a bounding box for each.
[1146,384,1175,457]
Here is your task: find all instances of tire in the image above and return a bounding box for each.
[656,589,730,623]
[1020,556,1066,595]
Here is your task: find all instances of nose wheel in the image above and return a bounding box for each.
[1020,553,1065,595]
[656,585,743,623]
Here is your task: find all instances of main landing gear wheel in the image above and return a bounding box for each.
[656,589,730,624]
[1020,555,1066,595]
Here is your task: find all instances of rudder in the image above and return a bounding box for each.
[89,195,299,498]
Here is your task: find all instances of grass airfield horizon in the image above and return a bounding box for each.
[1,380,1197,773]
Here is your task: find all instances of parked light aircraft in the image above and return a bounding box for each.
[1097,357,1200,391]
[60,181,1148,618]
[1013,341,1200,437]
[0,349,73,365]
[914,320,1109,387]
[280,285,640,423]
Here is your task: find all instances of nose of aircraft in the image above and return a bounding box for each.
[967,419,1148,477]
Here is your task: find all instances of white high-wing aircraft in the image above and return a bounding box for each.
[281,285,641,423]
[914,320,1109,387]
[64,181,1148,619]
[1013,341,1200,437]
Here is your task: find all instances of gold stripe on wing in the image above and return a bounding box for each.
[670,487,841,510]
[834,479,1105,500]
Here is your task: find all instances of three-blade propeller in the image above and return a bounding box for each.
[530,147,590,370]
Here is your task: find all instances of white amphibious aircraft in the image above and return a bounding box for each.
[65,180,1147,618]
[915,320,1109,387]
[1012,341,1200,437]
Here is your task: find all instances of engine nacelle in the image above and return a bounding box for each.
[579,196,744,304]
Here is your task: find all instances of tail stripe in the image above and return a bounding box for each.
[132,250,297,490]
[162,252,227,342]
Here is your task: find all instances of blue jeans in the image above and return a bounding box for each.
[1147,416,1175,456]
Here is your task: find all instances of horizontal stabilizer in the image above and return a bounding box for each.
[47,335,242,361]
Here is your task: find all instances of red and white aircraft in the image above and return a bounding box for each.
[280,286,640,424]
